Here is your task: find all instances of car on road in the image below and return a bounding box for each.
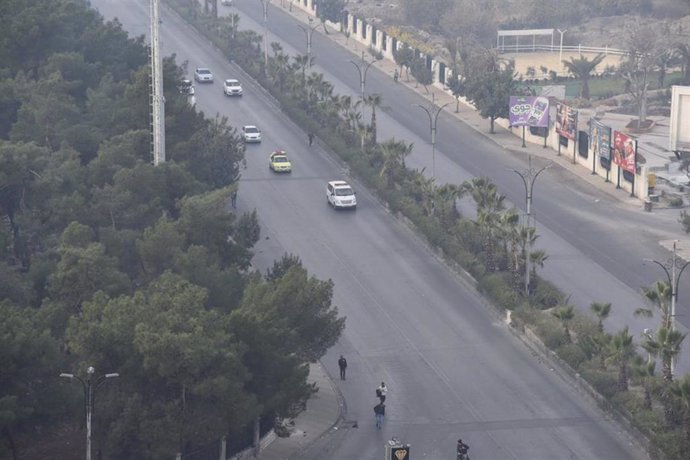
[194,67,214,83]
[269,150,292,173]
[242,125,262,143]
[326,180,357,209]
[221,0,232,5]
[179,78,195,95]
[223,79,243,96]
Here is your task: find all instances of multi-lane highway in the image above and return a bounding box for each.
[92,0,658,458]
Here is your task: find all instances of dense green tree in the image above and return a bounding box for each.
[670,375,690,450]
[464,56,516,134]
[400,0,453,29]
[393,43,415,81]
[316,0,345,24]
[410,58,433,92]
[0,303,68,459]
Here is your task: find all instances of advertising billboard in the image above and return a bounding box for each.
[612,130,636,174]
[555,103,578,140]
[509,96,549,128]
[589,119,611,161]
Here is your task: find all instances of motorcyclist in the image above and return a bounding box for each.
[456,438,469,460]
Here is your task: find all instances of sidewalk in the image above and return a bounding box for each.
[257,362,342,460]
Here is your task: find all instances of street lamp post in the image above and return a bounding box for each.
[416,93,450,180]
[257,0,271,76]
[349,51,375,150]
[512,155,551,296]
[298,17,319,69]
[644,240,690,375]
[60,367,119,460]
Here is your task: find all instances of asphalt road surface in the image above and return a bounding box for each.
[92,0,654,458]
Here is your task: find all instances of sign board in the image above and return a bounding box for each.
[555,103,578,141]
[670,86,690,152]
[385,439,410,460]
[509,96,549,128]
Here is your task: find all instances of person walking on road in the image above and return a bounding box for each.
[308,132,314,147]
[338,355,347,380]
[231,189,238,208]
[374,402,385,429]
[376,382,387,403]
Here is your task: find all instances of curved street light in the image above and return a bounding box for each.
[512,155,551,295]
[416,93,450,180]
[60,367,119,460]
[298,16,319,69]
[349,51,376,150]
[643,240,690,376]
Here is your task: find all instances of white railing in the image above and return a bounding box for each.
[497,43,628,56]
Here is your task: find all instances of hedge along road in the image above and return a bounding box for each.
[225,1,690,370]
[94,0,647,458]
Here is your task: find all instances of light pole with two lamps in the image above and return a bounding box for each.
[60,366,119,460]
[416,93,450,181]
[349,51,376,150]
[298,17,319,70]
[644,240,690,376]
[257,0,271,76]
[512,155,551,296]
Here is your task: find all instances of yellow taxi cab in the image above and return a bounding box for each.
[269,150,292,173]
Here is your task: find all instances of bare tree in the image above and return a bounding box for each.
[619,19,669,125]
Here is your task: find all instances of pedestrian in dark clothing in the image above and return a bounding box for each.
[308,132,314,146]
[338,355,347,380]
[231,189,238,208]
[374,402,385,429]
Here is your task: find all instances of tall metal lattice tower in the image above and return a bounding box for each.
[149,0,166,165]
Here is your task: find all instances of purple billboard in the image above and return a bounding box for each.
[509,96,550,128]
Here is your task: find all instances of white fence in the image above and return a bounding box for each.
[497,43,628,56]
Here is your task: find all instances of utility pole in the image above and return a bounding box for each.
[150,0,165,165]
[298,16,319,69]
[258,0,271,76]
[416,93,450,181]
[349,51,375,150]
[557,29,567,72]
[60,367,119,460]
[512,155,551,296]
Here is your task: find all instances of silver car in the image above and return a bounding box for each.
[194,67,214,83]
[242,125,262,143]
[223,79,243,96]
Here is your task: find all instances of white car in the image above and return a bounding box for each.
[242,125,262,143]
[194,67,214,83]
[221,0,232,5]
[223,79,243,96]
[327,180,357,210]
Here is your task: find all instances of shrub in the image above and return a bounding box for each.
[534,317,568,349]
[478,273,521,310]
[556,343,588,369]
[531,279,564,309]
[580,368,618,399]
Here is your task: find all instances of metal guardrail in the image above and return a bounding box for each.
[497,44,628,56]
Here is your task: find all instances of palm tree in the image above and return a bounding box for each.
[605,327,636,391]
[670,375,690,448]
[552,305,575,343]
[630,355,656,410]
[433,183,462,222]
[462,177,506,271]
[364,93,383,145]
[378,140,413,187]
[528,249,548,287]
[642,327,686,381]
[562,53,606,100]
[636,280,672,330]
[591,302,612,332]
